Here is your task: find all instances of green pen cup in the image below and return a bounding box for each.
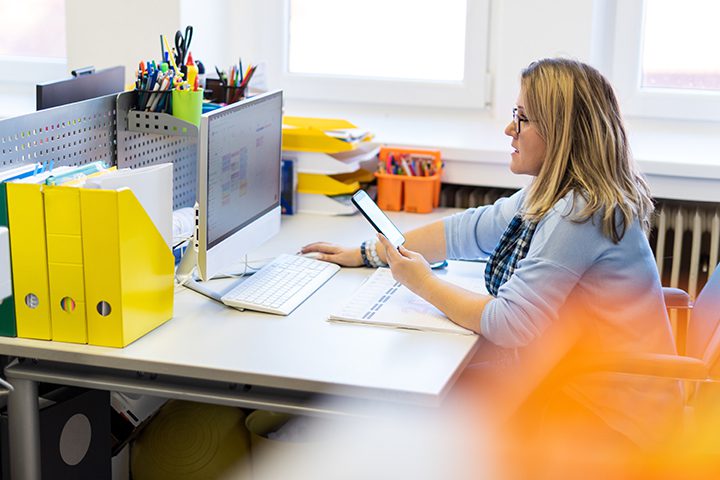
[171,88,204,127]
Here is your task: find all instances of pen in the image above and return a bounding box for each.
[156,76,172,112]
[146,72,166,111]
[215,66,225,85]
[150,76,171,112]
[162,35,181,75]
[400,158,413,176]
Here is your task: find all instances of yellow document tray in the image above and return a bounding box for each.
[298,173,361,196]
[282,116,374,154]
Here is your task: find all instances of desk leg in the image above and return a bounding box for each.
[7,376,41,480]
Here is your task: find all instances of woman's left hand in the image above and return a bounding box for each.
[377,233,435,296]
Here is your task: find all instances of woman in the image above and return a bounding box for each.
[302,58,681,450]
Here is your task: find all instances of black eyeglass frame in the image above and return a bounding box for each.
[512,107,532,134]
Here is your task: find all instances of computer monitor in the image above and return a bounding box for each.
[36,65,125,110]
[196,90,283,282]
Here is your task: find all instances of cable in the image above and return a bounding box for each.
[0,377,14,392]
[216,255,274,279]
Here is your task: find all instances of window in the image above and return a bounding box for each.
[288,0,467,82]
[256,0,491,108]
[0,0,67,83]
[610,0,720,121]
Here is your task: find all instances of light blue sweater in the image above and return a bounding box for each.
[444,188,682,446]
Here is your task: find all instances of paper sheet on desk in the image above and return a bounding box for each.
[329,268,481,335]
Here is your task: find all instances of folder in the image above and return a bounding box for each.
[0,166,47,338]
[0,185,16,337]
[6,183,52,340]
[44,186,87,343]
[80,188,174,347]
[282,116,374,154]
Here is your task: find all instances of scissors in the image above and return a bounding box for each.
[174,25,193,66]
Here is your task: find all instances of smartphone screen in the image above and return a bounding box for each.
[351,190,406,248]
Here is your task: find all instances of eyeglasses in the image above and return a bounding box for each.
[512,107,532,134]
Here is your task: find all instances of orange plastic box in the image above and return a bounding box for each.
[376,147,442,214]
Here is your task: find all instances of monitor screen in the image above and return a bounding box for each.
[197,90,283,281]
[36,66,125,110]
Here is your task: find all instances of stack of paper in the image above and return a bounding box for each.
[84,163,173,248]
[329,268,479,335]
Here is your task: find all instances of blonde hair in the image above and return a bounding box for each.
[520,58,653,243]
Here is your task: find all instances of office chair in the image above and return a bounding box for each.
[591,265,720,384]
[500,266,720,477]
[574,264,720,460]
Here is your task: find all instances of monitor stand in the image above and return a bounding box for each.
[175,245,243,305]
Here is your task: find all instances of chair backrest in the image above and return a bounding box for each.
[685,265,720,373]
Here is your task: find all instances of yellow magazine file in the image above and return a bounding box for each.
[6,183,52,340]
[282,116,374,154]
[44,186,88,344]
[80,188,174,348]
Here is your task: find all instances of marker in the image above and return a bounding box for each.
[196,60,206,89]
[186,51,198,90]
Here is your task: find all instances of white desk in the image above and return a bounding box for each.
[2,209,479,479]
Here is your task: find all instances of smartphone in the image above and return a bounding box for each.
[351,190,406,248]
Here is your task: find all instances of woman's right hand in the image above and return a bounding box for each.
[300,242,364,267]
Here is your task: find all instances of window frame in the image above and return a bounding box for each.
[610,0,720,122]
[256,0,491,109]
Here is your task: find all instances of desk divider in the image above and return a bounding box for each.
[116,91,197,210]
[0,90,192,345]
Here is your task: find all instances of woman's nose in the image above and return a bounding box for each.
[504,121,516,138]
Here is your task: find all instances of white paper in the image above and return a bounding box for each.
[329,268,481,335]
[84,163,173,248]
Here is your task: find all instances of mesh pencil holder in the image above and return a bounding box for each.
[134,89,172,114]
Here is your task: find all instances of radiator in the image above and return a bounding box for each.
[653,201,720,299]
[440,184,720,298]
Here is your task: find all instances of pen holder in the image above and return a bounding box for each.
[204,80,247,105]
[171,88,204,127]
[134,89,172,114]
[222,85,247,105]
[376,146,443,214]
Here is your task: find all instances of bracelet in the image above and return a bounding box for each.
[360,241,373,267]
[366,238,388,268]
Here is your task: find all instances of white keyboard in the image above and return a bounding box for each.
[221,254,340,315]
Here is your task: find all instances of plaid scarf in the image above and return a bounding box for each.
[484,214,538,297]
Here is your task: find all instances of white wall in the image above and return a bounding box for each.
[65,0,241,86]
[66,0,182,86]
[178,0,233,74]
[64,0,599,117]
